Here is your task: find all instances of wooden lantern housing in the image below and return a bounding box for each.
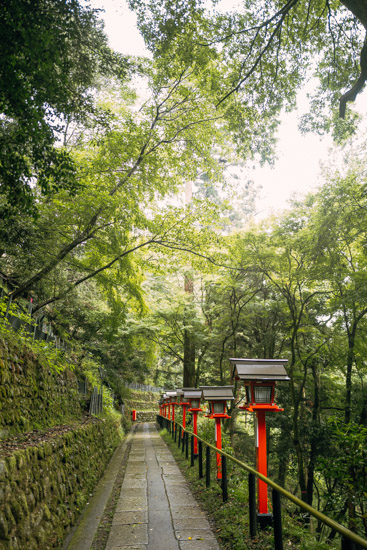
[183,388,202,411]
[200,386,234,418]
[230,358,289,412]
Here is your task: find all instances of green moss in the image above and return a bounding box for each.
[42,504,51,521]
[6,456,16,474]
[0,515,9,540]
[9,495,25,522]
[0,460,7,478]
[4,505,16,532]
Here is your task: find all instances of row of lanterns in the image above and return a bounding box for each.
[158,358,289,523]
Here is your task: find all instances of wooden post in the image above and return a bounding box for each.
[198,441,203,479]
[272,489,283,550]
[206,446,211,488]
[222,455,228,502]
[249,473,257,538]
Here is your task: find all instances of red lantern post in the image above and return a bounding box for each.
[183,389,203,455]
[201,387,234,480]
[176,389,189,439]
[169,392,178,428]
[230,358,289,526]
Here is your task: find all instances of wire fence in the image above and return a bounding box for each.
[1,283,69,351]
[124,382,163,394]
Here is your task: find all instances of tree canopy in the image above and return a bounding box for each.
[130,0,367,140]
[0,0,130,213]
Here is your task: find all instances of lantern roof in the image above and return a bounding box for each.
[230,358,289,381]
[176,389,184,396]
[183,387,202,400]
[166,390,177,398]
[200,386,234,401]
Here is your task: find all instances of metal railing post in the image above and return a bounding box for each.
[272,489,283,550]
[206,446,211,488]
[191,435,195,466]
[198,441,203,479]
[341,537,355,550]
[222,455,228,502]
[249,473,257,538]
[185,432,189,460]
[178,426,182,448]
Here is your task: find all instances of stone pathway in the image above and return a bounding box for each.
[106,422,220,550]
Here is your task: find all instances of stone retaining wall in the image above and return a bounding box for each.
[0,338,82,439]
[0,416,123,550]
[136,411,157,422]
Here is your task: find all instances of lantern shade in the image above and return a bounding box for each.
[254,386,272,403]
[200,386,234,402]
[166,391,177,403]
[213,402,226,414]
[230,358,289,381]
[183,388,202,402]
[176,389,184,403]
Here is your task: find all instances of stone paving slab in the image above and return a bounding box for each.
[169,495,199,506]
[107,524,148,547]
[173,518,212,530]
[115,497,148,512]
[170,506,208,519]
[178,541,220,550]
[121,480,147,489]
[176,529,217,541]
[112,511,148,525]
[164,480,188,487]
[119,488,147,498]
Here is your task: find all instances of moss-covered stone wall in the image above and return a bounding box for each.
[0,338,82,438]
[0,416,123,550]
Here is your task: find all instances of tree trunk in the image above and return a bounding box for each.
[306,362,321,506]
[345,328,356,424]
[183,180,195,387]
[183,286,196,388]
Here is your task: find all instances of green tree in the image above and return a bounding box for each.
[0,0,129,213]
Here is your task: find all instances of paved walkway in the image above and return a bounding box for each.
[106,423,220,550]
[65,422,220,550]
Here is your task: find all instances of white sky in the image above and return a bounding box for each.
[90,0,367,218]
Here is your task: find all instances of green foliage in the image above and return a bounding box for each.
[0,301,71,374]
[316,419,367,521]
[130,0,367,143]
[0,0,131,214]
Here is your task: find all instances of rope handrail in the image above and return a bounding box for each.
[160,415,367,549]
